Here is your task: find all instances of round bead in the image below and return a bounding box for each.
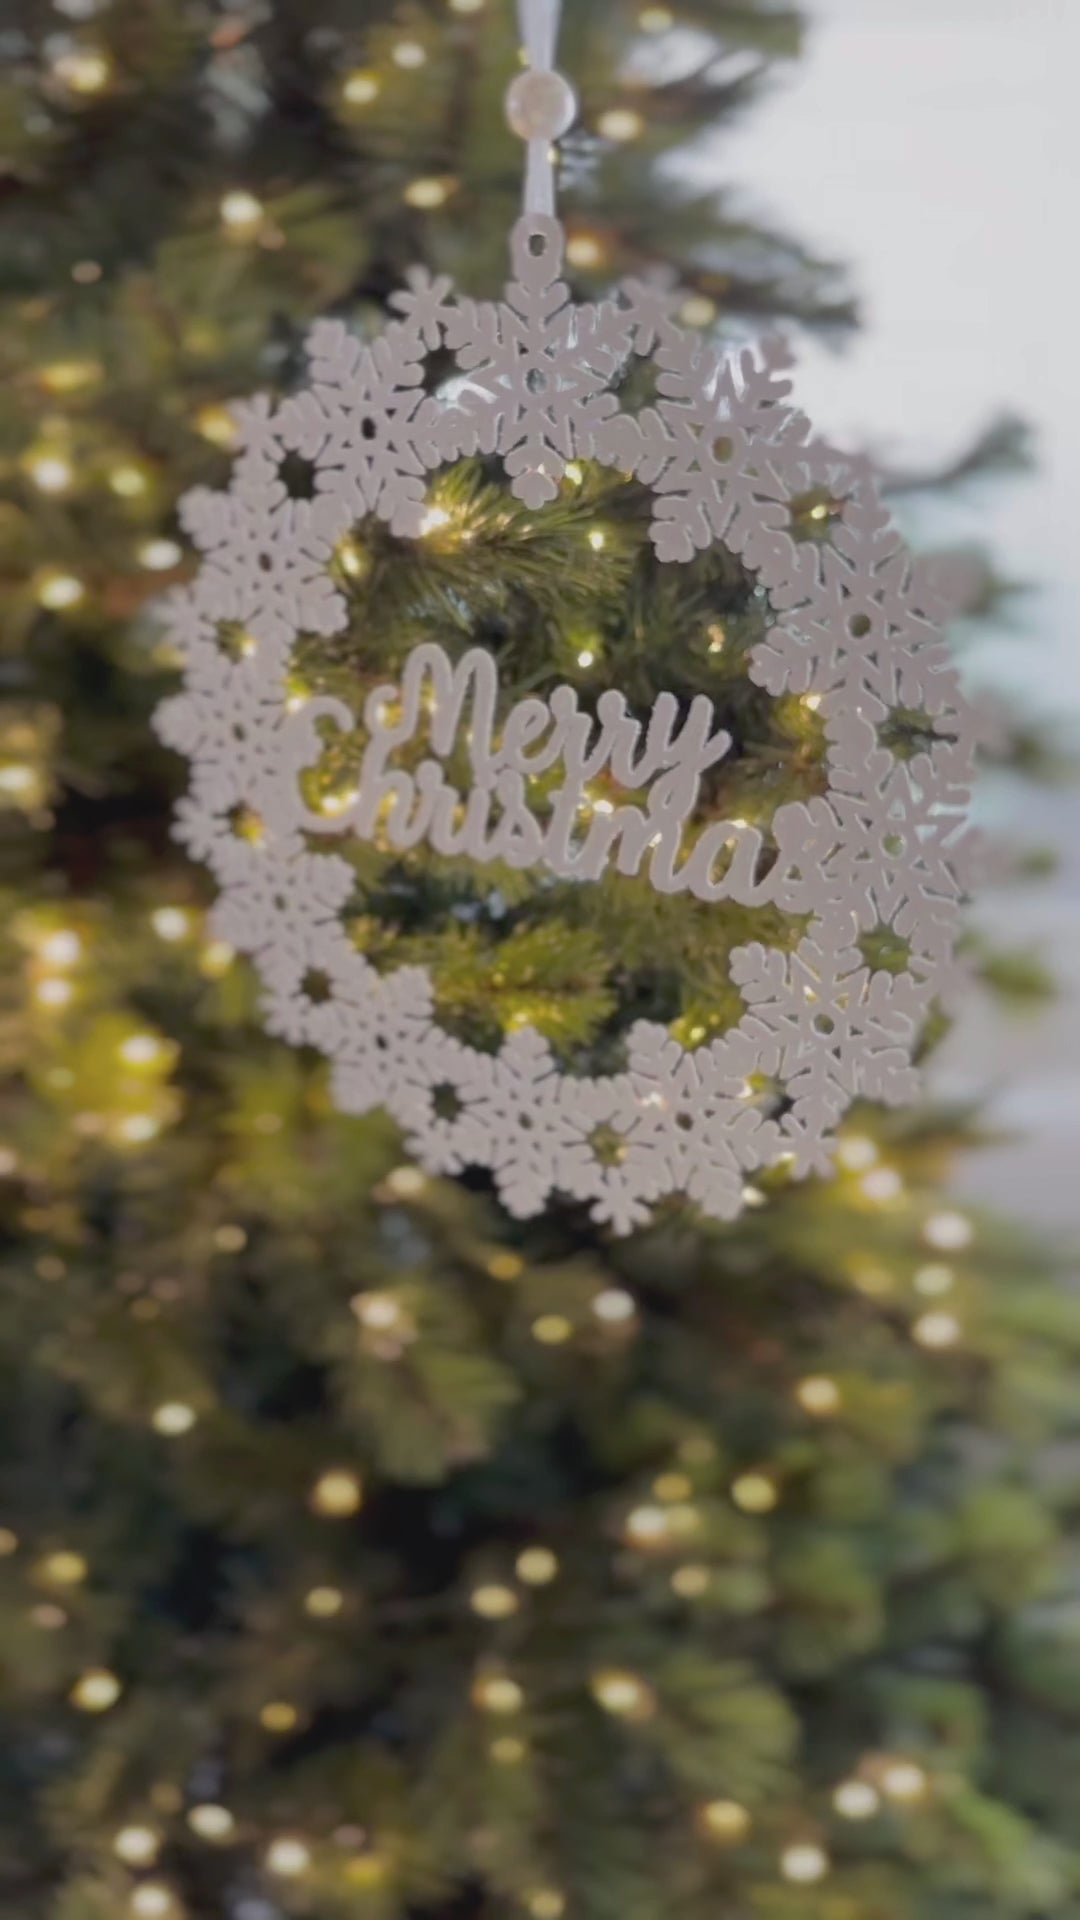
[506,69,577,143]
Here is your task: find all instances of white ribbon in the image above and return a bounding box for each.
[516,0,566,217]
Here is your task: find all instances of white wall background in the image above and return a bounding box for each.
[697,0,1079,1222]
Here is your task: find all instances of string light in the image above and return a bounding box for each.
[680,295,716,328]
[699,1800,751,1844]
[53,48,112,94]
[110,463,149,498]
[39,929,81,967]
[0,764,37,798]
[260,1701,300,1733]
[624,1504,671,1548]
[41,359,100,395]
[671,1564,710,1598]
[343,70,380,105]
[590,1669,655,1720]
[220,190,264,231]
[392,39,427,68]
[836,1134,878,1172]
[526,1892,565,1920]
[419,504,452,535]
[152,1403,197,1436]
[117,1113,161,1144]
[129,1887,175,1920]
[152,907,192,941]
[802,691,823,712]
[266,1837,311,1878]
[385,1165,425,1198]
[587,528,606,551]
[881,1760,928,1802]
[491,1734,526,1764]
[597,108,644,142]
[516,1546,559,1586]
[34,977,74,1009]
[38,1550,87,1587]
[114,1826,160,1867]
[730,1472,777,1514]
[780,1843,829,1884]
[653,1472,691,1502]
[639,5,674,27]
[914,1263,954,1296]
[862,1166,903,1203]
[913,1311,961,1350]
[36,572,85,611]
[833,1779,880,1820]
[472,1672,524,1714]
[120,1033,166,1067]
[310,1468,364,1517]
[564,460,584,485]
[796,1375,841,1416]
[27,455,74,494]
[188,1804,235,1840]
[200,939,234,976]
[532,1314,573,1346]
[304,1585,344,1619]
[592,1287,635,1324]
[923,1211,973,1252]
[471,1583,520,1620]
[487,1251,524,1281]
[138,538,182,572]
[195,405,239,449]
[405,178,454,210]
[70,1668,122,1712]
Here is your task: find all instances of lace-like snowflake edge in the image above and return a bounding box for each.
[153,214,976,1233]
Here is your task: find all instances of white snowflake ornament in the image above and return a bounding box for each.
[154,4,975,1232]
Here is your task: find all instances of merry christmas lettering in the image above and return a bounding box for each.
[308,642,777,902]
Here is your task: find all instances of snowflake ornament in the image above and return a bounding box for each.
[154,21,975,1232]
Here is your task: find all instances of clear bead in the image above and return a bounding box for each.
[506,69,577,143]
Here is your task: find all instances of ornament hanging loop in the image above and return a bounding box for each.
[506,0,576,217]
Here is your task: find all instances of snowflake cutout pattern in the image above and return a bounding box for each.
[154,214,975,1231]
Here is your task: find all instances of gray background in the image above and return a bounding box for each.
[699,0,1078,1225]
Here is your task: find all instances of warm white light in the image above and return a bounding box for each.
[531,1314,572,1346]
[0,764,36,795]
[152,1402,197,1435]
[516,1546,559,1586]
[343,69,380,104]
[680,294,716,328]
[881,1760,928,1802]
[470,1583,520,1620]
[54,48,111,93]
[129,1887,173,1920]
[310,1469,363,1517]
[266,1836,311,1877]
[576,649,595,668]
[304,1585,344,1619]
[625,1504,670,1546]
[37,572,85,611]
[862,1167,903,1203]
[220,190,263,229]
[639,5,674,28]
[139,538,182,572]
[28,455,74,494]
[913,1311,961,1350]
[120,1033,164,1066]
[796,1375,841,1416]
[587,529,606,551]
[35,977,73,1009]
[392,39,427,68]
[699,1799,751,1843]
[71,1667,122,1712]
[110,464,149,498]
[780,1843,828,1884]
[592,1287,635,1324]
[597,108,645,142]
[914,1263,954,1296]
[152,907,192,941]
[117,1113,160,1144]
[836,1134,878,1172]
[405,177,452,209]
[40,930,81,967]
[419,504,451,534]
[590,1669,654,1719]
[114,1826,160,1867]
[833,1779,879,1820]
[923,1211,973,1251]
[188,1803,235,1840]
[731,1472,777,1514]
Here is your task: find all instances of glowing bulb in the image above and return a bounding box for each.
[836,1134,878,1172]
[796,1376,841,1416]
[472,1673,524,1714]
[699,1800,751,1843]
[566,233,606,270]
[310,1469,363,1517]
[532,1314,573,1346]
[188,1804,235,1840]
[470,1583,520,1620]
[37,572,85,611]
[220,190,264,230]
[54,48,111,93]
[526,1892,565,1920]
[923,1211,973,1251]
[40,930,81,967]
[516,1547,559,1586]
[71,1667,122,1712]
[260,1700,299,1732]
[597,108,644,142]
[913,1311,961,1350]
[114,1826,160,1866]
[110,464,149,498]
[862,1167,903,1203]
[731,1472,777,1514]
[405,177,452,209]
[39,1550,87,1587]
[590,1669,654,1720]
[385,1165,425,1198]
[639,5,674,28]
[343,69,380,105]
[564,461,584,485]
[680,294,716,327]
[120,1033,164,1066]
[129,1887,174,1920]
[117,1113,160,1144]
[587,529,606,551]
[914,1263,954,1296]
[28,455,73,494]
[625,1504,671,1547]
[152,1402,197,1435]
[576,648,596,668]
[802,691,823,712]
[881,1760,928,1802]
[35,977,73,1009]
[780,1843,828,1884]
[266,1837,311,1877]
[491,1735,526,1764]
[201,940,234,976]
[419,504,451,535]
[152,907,192,941]
[195,405,239,448]
[653,1472,692,1502]
[392,39,427,68]
[138,538,182,572]
[304,1585,344,1619]
[707,623,726,652]
[592,1287,635,1323]
[671,1564,710,1598]
[833,1779,880,1820]
[0,764,36,796]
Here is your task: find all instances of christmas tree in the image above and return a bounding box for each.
[1,5,1077,1919]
